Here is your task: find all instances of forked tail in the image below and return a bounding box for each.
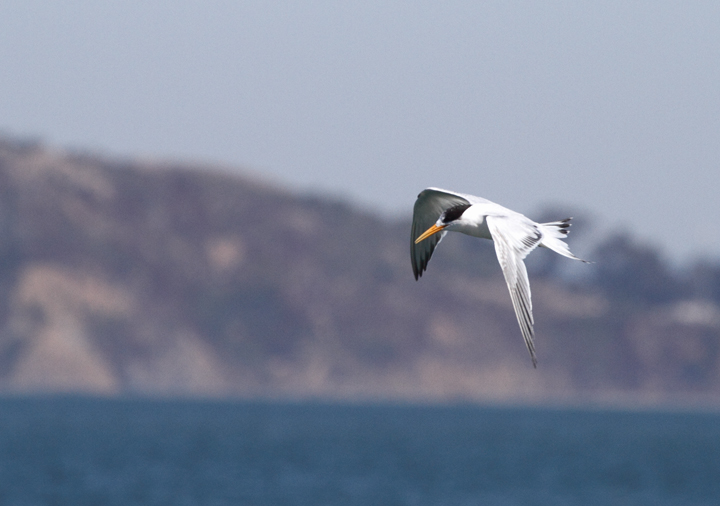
[539,218,587,262]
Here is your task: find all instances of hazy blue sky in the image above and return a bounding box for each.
[1,1,719,262]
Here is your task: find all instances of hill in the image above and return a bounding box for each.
[0,137,719,405]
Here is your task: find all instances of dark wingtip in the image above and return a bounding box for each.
[412,263,424,280]
[529,350,537,368]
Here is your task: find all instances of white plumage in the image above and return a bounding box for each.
[411,188,586,367]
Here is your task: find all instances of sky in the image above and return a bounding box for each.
[1,1,719,263]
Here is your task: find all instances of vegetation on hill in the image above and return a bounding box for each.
[0,137,718,404]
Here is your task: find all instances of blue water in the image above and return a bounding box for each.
[0,397,718,505]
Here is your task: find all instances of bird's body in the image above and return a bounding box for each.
[411,188,586,367]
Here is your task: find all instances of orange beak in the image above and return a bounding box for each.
[414,224,446,244]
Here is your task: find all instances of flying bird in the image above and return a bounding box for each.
[411,188,586,367]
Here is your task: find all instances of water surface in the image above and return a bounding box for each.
[0,396,718,505]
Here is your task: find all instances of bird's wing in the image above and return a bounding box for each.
[411,188,472,279]
[424,187,491,205]
[486,215,543,367]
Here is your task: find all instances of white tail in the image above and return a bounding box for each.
[539,218,586,262]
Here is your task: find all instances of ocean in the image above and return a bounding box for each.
[0,396,718,506]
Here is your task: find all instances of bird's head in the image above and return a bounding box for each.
[414,203,471,244]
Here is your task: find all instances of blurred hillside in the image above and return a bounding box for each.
[0,137,719,405]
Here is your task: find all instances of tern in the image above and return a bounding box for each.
[411,188,586,367]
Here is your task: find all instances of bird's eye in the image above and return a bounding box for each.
[442,204,471,223]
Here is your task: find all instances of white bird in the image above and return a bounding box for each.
[411,188,586,367]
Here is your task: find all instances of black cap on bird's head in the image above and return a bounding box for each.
[414,203,472,244]
[441,203,471,224]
